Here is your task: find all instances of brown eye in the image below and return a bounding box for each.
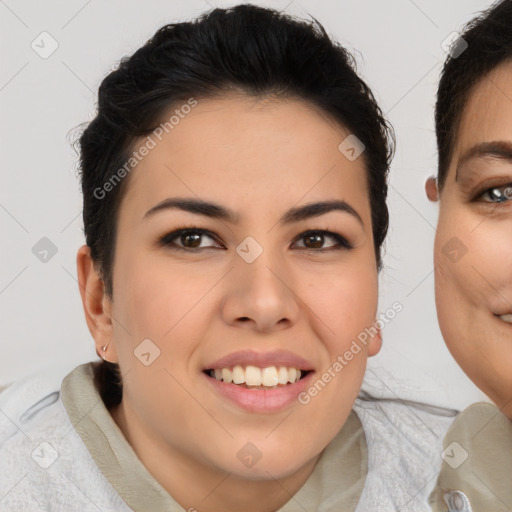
[293,230,352,251]
[159,228,223,250]
[303,233,324,248]
[181,232,202,248]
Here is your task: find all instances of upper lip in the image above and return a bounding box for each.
[204,350,314,371]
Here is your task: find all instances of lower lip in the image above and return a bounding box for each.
[204,372,314,413]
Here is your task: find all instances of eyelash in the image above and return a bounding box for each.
[474,183,512,203]
[157,226,353,252]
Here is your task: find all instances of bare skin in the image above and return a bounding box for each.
[427,62,512,420]
[77,94,381,511]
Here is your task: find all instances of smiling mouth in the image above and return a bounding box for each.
[204,365,311,389]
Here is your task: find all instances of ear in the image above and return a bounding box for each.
[76,245,118,363]
[425,176,439,202]
[367,324,382,357]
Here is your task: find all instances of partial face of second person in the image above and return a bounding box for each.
[79,94,381,505]
[429,61,512,419]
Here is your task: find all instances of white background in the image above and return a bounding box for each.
[0,0,493,409]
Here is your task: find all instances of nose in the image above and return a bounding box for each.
[220,248,301,333]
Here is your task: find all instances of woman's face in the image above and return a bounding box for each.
[103,95,380,481]
[431,62,512,419]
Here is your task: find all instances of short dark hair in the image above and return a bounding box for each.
[77,4,394,407]
[436,0,512,189]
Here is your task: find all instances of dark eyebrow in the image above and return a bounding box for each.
[280,200,363,225]
[456,141,512,181]
[144,198,239,223]
[143,198,363,225]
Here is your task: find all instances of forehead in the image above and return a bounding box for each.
[456,61,512,152]
[121,95,370,221]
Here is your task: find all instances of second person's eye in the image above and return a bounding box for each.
[478,185,512,203]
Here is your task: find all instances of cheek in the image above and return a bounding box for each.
[434,211,478,347]
[306,262,378,357]
[467,221,512,287]
[116,251,211,328]
[435,212,512,308]
[110,253,211,428]
[434,209,473,304]
[434,208,512,390]
[111,251,216,379]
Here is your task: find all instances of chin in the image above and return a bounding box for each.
[230,454,314,481]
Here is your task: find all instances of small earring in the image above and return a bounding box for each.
[102,345,108,352]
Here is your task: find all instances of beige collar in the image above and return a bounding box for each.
[429,402,512,512]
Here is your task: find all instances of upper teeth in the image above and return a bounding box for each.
[499,314,512,323]
[213,365,302,387]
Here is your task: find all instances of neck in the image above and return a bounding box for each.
[110,400,320,512]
